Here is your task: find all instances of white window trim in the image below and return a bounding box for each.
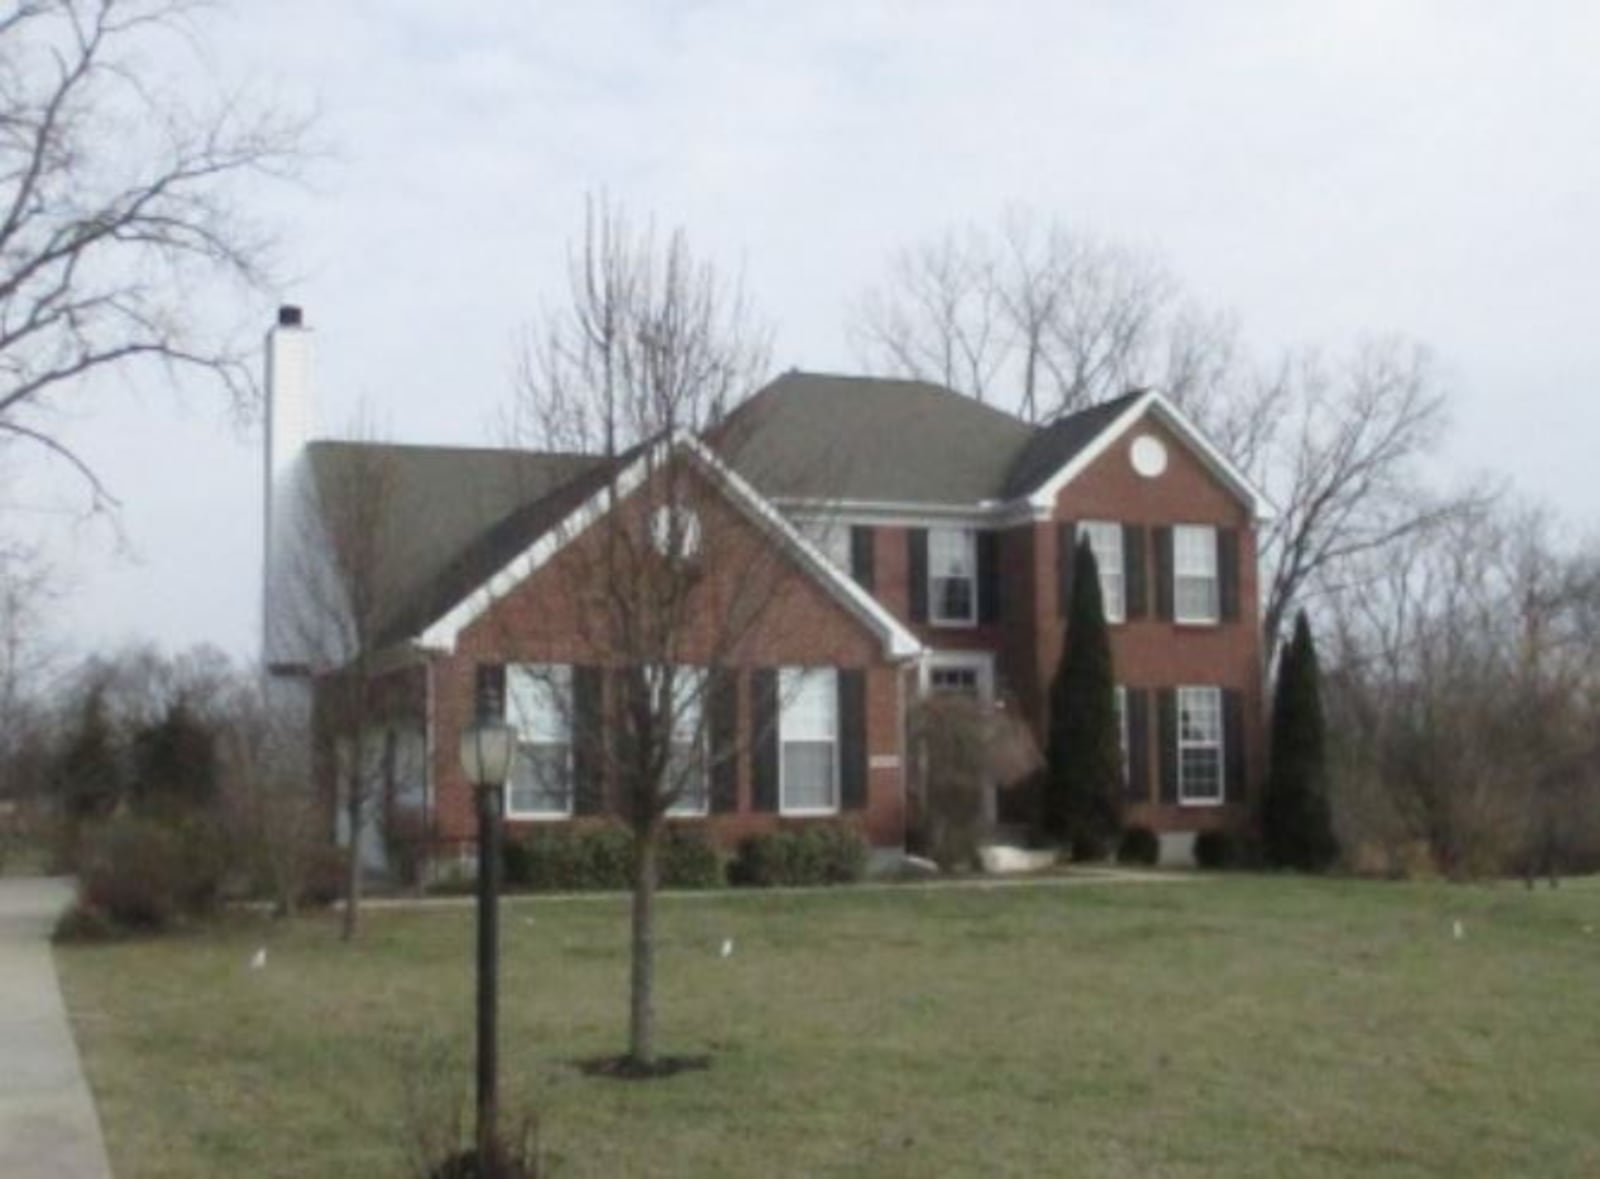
[505,663,575,820]
[1176,684,1224,807]
[1078,521,1126,625]
[928,527,978,628]
[1173,524,1220,626]
[778,667,841,817]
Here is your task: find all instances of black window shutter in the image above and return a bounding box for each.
[1218,529,1241,623]
[1056,521,1076,617]
[1223,688,1245,803]
[1123,524,1148,620]
[1157,688,1178,804]
[751,668,779,812]
[838,669,868,811]
[977,531,1001,624]
[907,529,928,622]
[475,664,506,722]
[1126,688,1151,803]
[572,665,604,815]
[1153,527,1174,621]
[849,526,876,592]
[709,669,739,814]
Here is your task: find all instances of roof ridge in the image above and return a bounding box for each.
[758,368,1032,429]
[305,438,602,463]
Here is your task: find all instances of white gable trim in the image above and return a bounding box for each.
[418,432,924,660]
[678,434,922,659]
[1025,391,1274,521]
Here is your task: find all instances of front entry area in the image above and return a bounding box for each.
[918,650,998,823]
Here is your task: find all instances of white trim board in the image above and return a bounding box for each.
[418,431,924,661]
[1025,391,1275,522]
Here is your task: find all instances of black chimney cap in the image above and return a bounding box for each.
[277,305,304,328]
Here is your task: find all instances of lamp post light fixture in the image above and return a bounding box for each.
[459,707,517,1166]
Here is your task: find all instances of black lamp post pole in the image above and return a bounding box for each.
[475,778,503,1163]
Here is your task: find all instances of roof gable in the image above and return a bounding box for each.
[305,442,608,648]
[1011,391,1272,519]
[415,432,924,660]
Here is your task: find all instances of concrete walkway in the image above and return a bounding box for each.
[0,878,114,1179]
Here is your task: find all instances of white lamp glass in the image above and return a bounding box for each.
[460,722,517,788]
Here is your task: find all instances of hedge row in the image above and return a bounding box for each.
[495,822,869,892]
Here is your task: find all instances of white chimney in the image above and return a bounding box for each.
[263,304,315,672]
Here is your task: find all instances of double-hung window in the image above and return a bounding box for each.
[1177,685,1223,804]
[1077,521,1126,623]
[929,528,977,625]
[1173,525,1219,624]
[658,666,709,816]
[506,664,572,817]
[779,667,838,813]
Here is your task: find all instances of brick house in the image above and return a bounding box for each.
[263,310,1269,868]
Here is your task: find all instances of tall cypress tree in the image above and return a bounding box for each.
[1043,538,1123,857]
[1262,610,1339,870]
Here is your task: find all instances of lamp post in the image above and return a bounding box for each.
[459,704,516,1166]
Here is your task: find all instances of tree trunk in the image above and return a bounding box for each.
[341,766,363,942]
[628,828,659,1066]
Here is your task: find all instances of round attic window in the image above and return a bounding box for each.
[1130,434,1168,479]
[650,505,702,559]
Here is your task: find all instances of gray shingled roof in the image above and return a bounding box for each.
[1001,389,1146,498]
[305,441,609,647]
[719,371,1037,506]
[304,374,1149,647]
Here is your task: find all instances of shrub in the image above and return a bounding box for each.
[79,816,187,930]
[300,844,348,908]
[53,901,119,943]
[501,827,632,892]
[1194,830,1237,871]
[1116,826,1160,866]
[729,824,868,887]
[659,826,721,889]
[1070,828,1115,863]
[501,838,535,889]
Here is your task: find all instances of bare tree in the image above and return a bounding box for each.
[1323,501,1600,878]
[286,420,403,941]
[507,197,788,1069]
[852,211,1458,657]
[215,671,323,918]
[0,0,302,504]
[853,209,1186,420]
[0,542,59,781]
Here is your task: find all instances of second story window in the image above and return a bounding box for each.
[929,527,976,625]
[1077,521,1125,623]
[1173,525,1219,624]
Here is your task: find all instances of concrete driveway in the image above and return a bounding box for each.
[0,878,113,1178]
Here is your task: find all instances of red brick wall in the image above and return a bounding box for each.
[1041,412,1265,827]
[428,461,912,850]
[847,410,1266,834]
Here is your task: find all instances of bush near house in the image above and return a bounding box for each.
[1194,830,1239,870]
[728,824,868,887]
[61,814,229,937]
[1116,826,1160,866]
[499,825,722,893]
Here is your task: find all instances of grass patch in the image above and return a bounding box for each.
[57,875,1600,1177]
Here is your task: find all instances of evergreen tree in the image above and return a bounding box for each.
[55,683,123,823]
[1262,610,1339,870]
[131,695,219,816]
[1043,538,1123,856]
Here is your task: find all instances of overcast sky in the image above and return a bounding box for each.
[22,0,1600,664]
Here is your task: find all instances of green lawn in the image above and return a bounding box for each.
[57,875,1600,1178]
